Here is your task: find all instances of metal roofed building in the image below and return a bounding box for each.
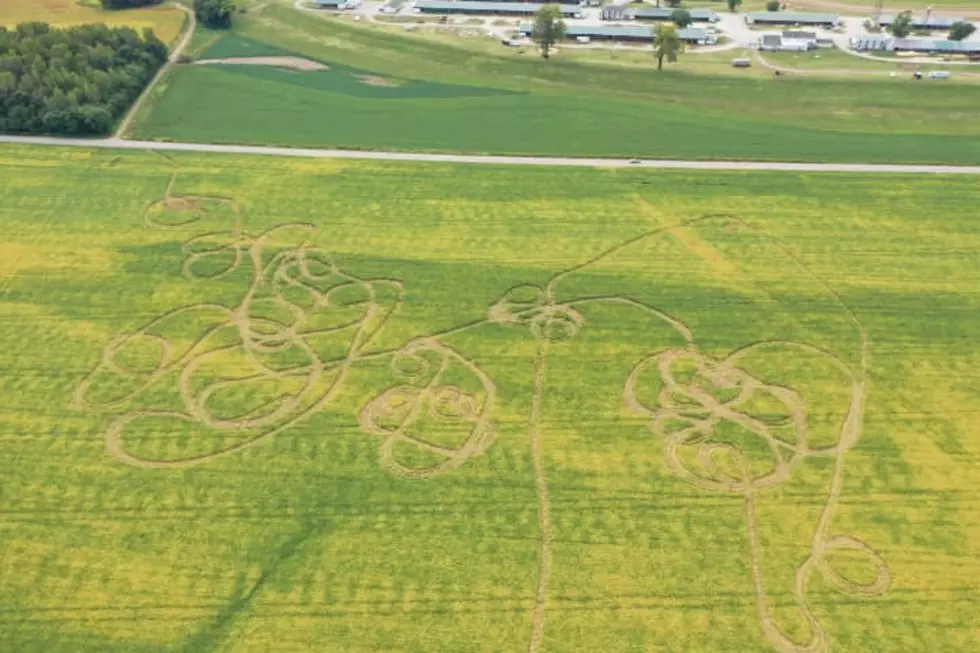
[759,33,813,51]
[745,11,840,27]
[460,0,582,3]
[782,30,817,40]
[517,22,712,43]
[415,1,582,15]
[601,5,631,21]
[892,37,980,53]
[850,35,980,54]
[877,15,965,30]
[849,34,892,51]
[600,6,720,22]
[632,7,720,22]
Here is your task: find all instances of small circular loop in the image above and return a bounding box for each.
[429,386,478,420]
[391,348,431,380]
[817,535,891,597]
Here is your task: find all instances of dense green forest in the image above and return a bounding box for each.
[0,23,168,136]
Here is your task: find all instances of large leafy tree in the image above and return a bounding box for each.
[671,9,693,28]
[948,21,977,41]
[531,5,566,59]
[888,11,914,38]
[195,0,237,29]
[653,23,685,71]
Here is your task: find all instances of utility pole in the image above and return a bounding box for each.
[873,0,884,25]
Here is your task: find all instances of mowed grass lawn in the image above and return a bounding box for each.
[128,4,980,164]
[1,143,979,653]
[0,0,186,44]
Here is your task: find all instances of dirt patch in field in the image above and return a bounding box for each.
[355,74,402,87]
[161,196,205,212]
[194,56,329,72]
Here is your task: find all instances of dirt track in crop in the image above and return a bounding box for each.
[195,56,329,71]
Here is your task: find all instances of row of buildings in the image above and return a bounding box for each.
[851,35,980,55]
[412,1,583,17]
[600,6,719,23]
[875,14,970,31]
[516,22,714,44]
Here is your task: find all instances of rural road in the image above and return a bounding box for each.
[2,134,980,174]
[114,1,196,139]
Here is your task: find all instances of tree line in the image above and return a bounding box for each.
[101,0,162,9]
[532,5,685,70]
[0,23,168,136]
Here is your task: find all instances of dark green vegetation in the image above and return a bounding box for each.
[132,3,980,164]
[0,22,167,135]
[195,0,237,29]
[949,20,976,41]
[1,143,978,652]
[531,4,566,59]
[101,0,161,9]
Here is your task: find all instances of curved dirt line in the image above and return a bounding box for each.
[617,217,889,653]
[526,339,551,653]
[78,177,410,469]
[194,56,329,71]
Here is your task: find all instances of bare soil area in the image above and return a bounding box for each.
[194,56,329,72]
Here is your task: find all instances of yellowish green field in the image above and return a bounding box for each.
[0,0,186,43]
[0,144,978,653]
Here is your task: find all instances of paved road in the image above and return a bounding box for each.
[3,134,980,174]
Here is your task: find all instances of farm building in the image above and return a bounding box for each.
[601,5,631,21]
[759,30,820,51]
[744,11,840,27]
[850,35,891,51]
[876,15,965,30]
[849,35,980,54]
[314,0,359,8]
[782,30,817,41]
[461,0,581,3]
[892,37,980,54]
[633,7,720,22]
[759,34,806,51]
[415,0,582,16]
[517,22,713,44]
[600,6,719,22]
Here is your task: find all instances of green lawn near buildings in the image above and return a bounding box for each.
[127,4,980,164]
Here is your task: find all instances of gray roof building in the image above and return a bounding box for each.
[877,15,965,30]
[632,7,720,22]
[745,11,839,26]
[601,5,719,22]
[416,0,581,15]
[850,35,980,53]
[782,30,817,40]
[517,22,710,43]
[892,37,980,53]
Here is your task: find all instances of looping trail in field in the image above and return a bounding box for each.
[74,190,890,653]
[359,338,496,479]
[623,218,890,653]
[77,173,505,478]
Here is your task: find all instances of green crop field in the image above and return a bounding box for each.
[1,143,979,652]
[127,4,980,165]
